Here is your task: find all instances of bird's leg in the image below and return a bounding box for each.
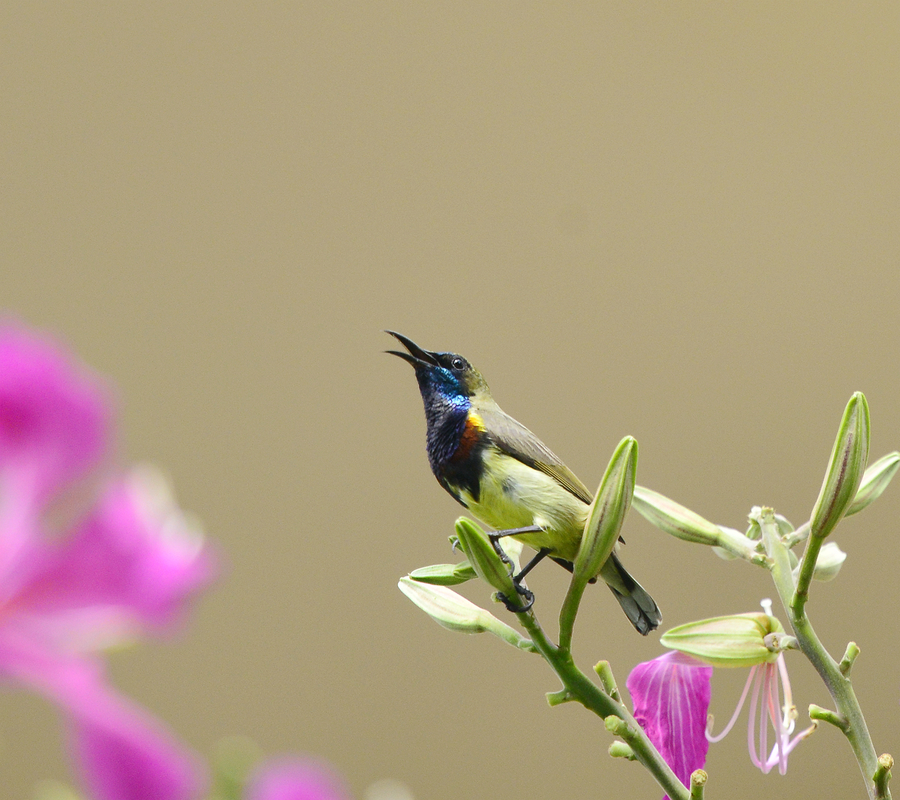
[515,547,551,582]
[490,525,545,539]
[550,555,598,584]
[487,526,544,574]
[491,536,548,615]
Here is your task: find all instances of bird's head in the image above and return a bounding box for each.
[385,331,490,406]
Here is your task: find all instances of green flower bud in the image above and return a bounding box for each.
[775,513,795,536]
[846,452,900,516]
[574,437,637,582]
[810,392,870,539]
[632,486,721,546]
[748,509,794,539]
[398,576,492,633]
[408,561,477,586]
[661,612,784,667]
[792,541,846,582]
[398,577,533,650]
[608,741,637,760]
[453,517,520,602]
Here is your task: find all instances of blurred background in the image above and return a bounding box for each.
[2,3,899,798]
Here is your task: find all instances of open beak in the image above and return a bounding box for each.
[384,331,440,368]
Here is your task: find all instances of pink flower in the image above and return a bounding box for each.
[629,601,816,796]
[704,603,815,775]
[0,322,215,800]
[245,758,351,800]
[627,651,712,799]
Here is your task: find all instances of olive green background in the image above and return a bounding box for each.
[3,4,899,799]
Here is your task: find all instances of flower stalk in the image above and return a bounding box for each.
[514,609,691,800]
[760,508,887,799]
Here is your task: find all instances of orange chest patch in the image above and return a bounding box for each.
[450,413,485,463]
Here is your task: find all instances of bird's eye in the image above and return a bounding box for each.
[451,357,465,371]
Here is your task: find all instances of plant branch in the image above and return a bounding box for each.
[791,531,823,618]
[515,610,690,800]
[762,511,886,799]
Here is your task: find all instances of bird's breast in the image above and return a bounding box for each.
[430,411,488,505]
[447,412,484,464]
[458,446,588,561]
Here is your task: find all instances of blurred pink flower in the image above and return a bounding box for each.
[0,322,215,800]
[245,758,351,800]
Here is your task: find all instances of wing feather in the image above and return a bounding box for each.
[477,403,593,505]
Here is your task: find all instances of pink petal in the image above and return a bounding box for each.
[19,470,216,645]
[0,322,111,501]
[67,691,206,800]
[627,651,713,798]
[0,633,205,800]
[246,759,350,800]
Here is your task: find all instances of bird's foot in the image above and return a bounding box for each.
[496,582,534,613]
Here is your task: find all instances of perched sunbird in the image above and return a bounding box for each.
[387,331,661,634]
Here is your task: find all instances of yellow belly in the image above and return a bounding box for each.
[458,449,589,563]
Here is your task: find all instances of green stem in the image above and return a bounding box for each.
[558,575,588,651]
[791,531,823,617]
[792,613,883,798]
[782,520,811,550]
[594,660,621,702]
[763,513,886,799]
[809,704,849,732]
[516,611,690,800]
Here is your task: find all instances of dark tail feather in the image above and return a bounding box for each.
[605,553,662,636]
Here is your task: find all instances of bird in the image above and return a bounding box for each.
[386,331,661,634]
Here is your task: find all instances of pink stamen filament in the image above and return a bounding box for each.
[705,602,814,774]
[706,664,758,744]
[747,663,766,770]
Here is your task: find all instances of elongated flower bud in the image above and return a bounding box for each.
[453,517,520,601]
[845,451,900,516]
[810,392,870,539]
[408,561,477,586]
[397,578,533,650]
[574,437,637,582]
[632,486,721,546]
[660,612,783,668]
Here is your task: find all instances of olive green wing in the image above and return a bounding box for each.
[477,403,593,505]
